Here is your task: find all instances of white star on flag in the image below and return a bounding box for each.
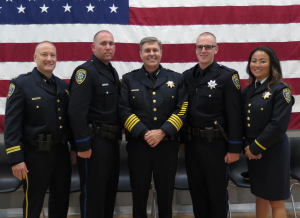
[6,0,13,2]
[17,5,26,13]
[63,3,72,12]
[0,7,2,13]
[86,3,95,12]
[40,4,49,13]
[109,4,118,13]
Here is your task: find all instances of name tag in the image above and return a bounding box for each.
[131,89,139,91]
[32,97,41,100]
[102,83,109,86]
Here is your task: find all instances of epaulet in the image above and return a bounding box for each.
[219,64,236,73]
[125,69,139,74]
[13,72,31,80]
[165,68,179,74]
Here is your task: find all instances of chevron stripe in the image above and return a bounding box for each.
[125,114,140,132]
[6,145,21,154]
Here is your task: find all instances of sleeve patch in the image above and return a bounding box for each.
[232,74,241,90]
[75,69,87,85]
[283,88,291,103]
[7,83,16,99]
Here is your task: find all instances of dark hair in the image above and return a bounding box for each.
[246,46,290,89]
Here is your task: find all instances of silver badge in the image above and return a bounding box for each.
[208,80,217,89]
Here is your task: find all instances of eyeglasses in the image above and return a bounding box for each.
[195,45,216,51]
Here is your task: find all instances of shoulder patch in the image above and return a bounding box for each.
[232,74,241,90]
[75,69,87,85]
[283,88,291,103]
[7,83,15,99]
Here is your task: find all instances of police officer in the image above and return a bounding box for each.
[119,37,188,218]
[68,30,120,218]
[182,32,243,218]
[4,41,76,218]
[243,46,294,218]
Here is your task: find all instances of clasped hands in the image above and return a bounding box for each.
[245,145,261,160]
[144,129,165,147]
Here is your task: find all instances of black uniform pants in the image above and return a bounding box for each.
[78,137,120,218]
[23,144,71,218]
[127,138,179,218]
[185,137,228,218]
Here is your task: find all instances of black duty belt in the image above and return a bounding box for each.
[89,122,120,140]
[25,133,68,151]
[187,127,221,142]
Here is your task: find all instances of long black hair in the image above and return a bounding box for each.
[246,46,290,89]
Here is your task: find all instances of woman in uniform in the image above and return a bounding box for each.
[242,46,294,218]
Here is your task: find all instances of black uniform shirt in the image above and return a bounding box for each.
[4,67,72,165]
[68,55,121,152]
[119,65,188,139]
[242,78,294,155]
[183,60,243,153]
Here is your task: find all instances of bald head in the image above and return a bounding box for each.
[35,41,56,55]
[34,41,57,77]
[197,32,217,45]
[93,30,114,43]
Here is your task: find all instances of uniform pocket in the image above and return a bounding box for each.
[130,91,143,113]
[96,86,116,110]
[254,103,272,125]
[25,99,47,125]
[198,89,223,114]
[163,91,176,114]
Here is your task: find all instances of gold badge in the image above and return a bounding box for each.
[166,81,175,88]
[7,83,15,99]
[262,91,272,99]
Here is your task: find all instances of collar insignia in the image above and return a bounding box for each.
[65,89,69,97]
[262,91,272,99]
[167,81,175,88]
[208,80,217,89]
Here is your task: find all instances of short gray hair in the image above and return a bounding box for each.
[140,37,162,51]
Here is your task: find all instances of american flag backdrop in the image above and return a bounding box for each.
[0,0,299,131]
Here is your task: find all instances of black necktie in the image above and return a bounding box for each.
[47,79,56,93]
[256,81,261,89]
[148,73,156,87]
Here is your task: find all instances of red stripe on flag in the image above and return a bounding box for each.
[1,42,300,62]
[129,5,300,25]
[288,112,300,129]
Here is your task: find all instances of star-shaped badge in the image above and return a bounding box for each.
[208,80,217,89]
[262,91,272,99]
[166,81,175,88]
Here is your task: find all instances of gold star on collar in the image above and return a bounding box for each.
[166,81,175,88]
[262,91,272,99]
